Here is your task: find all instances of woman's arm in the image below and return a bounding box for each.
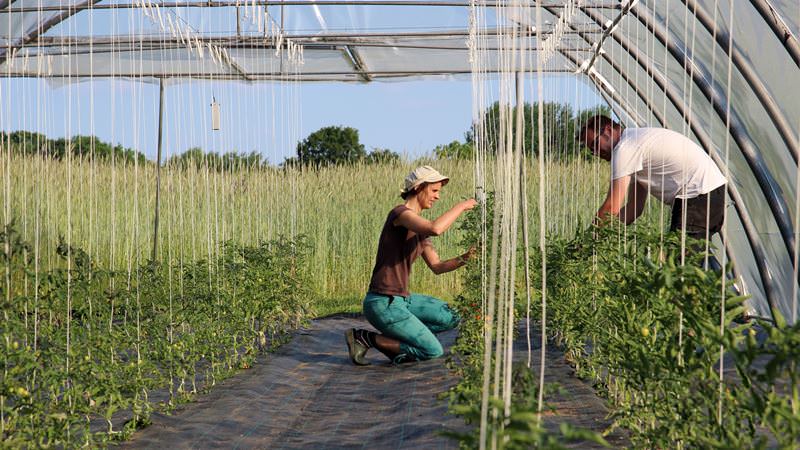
[395,199,477,236]
[421,245,475,275]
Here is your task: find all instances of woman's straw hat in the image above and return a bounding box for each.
[401,165,449,197]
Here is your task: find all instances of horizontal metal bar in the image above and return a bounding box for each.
[0,68,575,79]
[19,37,591,55]
[2,0,622,13]
[21,43,592,56]
[30,27,599,48]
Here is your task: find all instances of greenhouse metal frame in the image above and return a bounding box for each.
[2,0,799,322]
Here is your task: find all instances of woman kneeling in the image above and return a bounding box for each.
[346,166,477,365]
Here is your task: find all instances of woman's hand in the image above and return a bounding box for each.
[457,246,476,266]
[460,198,478,211]
[462,246,476,262]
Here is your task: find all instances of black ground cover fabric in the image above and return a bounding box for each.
[123,315,623,449]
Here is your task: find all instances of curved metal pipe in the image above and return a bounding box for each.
[749,0,800,68]
[575,5,782,318]
[679,0,798,164]
[630,4,796,301]
[541,5,765,315]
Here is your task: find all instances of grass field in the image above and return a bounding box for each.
[9,150,787,449]
[3,153,609,315]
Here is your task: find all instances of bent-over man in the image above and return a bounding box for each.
[578,115,727,240]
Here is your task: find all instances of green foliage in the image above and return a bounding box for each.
[166,147,266,171]
[3,131,148,165]
[364,147,401,164]
[294,126,367,166]
[733,308,800,448]
[544,223,799,448]
[433,140,474,160]
[465,102,610,160]
[445,200,799,448]
[444,197,608,448]
[0,222,313,447]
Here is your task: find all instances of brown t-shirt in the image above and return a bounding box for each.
[368,205,432,297]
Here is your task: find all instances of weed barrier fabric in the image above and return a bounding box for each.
[123,315,624,449]
[512,320,628,449]
[123,314,466,449]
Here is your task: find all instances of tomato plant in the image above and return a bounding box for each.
[0,223,313,446]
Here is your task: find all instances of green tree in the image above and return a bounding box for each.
[295,126,366,166]
[3,131,148,164]
[365,147,400,164]
[167,147,264,171]
[433,140,474,160]
[465,102,610,160]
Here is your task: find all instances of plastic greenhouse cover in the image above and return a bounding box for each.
[673,1,799,151]
[629,2,798,225]
[587,1,800,322]
[3,0,800,321]
[0,0,72,43]
[592,40,776,314]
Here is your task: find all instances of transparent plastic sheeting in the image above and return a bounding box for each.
[0,0,78,45]
[1,0,799,321]
[579,1,800,322]
[1,35,588,79]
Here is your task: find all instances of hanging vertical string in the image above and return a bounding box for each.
[719,0,739,426]
[1,52,8,438]
[533,0,547,423]
[476,1,502,445]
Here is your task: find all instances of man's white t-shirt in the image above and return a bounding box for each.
[611,128,727,205]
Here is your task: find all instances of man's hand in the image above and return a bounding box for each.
[596,175,631,224]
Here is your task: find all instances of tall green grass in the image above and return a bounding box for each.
[2,153,609,313]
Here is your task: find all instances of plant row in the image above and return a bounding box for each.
[444,202,799,448]
[545,225,799,448]
[0,222,313,447]
[444,202,609,449]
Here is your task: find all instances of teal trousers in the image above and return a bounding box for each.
[362,292,460,362]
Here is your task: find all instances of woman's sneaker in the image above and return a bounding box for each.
[345,328,370,365]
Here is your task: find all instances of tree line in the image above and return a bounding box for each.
[3,131,149,165]
[436,101,610,160]
[4,101,609,170]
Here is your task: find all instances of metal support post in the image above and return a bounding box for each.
[152,78,165,262]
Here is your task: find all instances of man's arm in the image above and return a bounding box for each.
[621,181,648,224]
[596,175,631,224]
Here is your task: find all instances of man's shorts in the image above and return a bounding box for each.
[670,184,726,240]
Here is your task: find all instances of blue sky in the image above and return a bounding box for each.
[0,1,607,163]
[2,74,604,164]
